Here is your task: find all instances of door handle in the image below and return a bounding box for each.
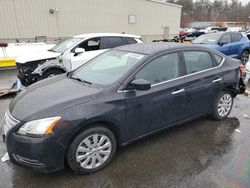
[212,78,222,83]
[171,88,185,95]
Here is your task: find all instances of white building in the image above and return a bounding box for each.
[0,0,182,42]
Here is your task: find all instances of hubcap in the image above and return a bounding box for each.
[242,51,249,65]
[76,134,112,169]
[218,94,232,117]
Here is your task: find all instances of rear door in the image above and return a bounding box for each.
[230,33,243,57]
[123,52,187,140]
[182,50,223,118]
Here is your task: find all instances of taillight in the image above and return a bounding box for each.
[239,64,246,76]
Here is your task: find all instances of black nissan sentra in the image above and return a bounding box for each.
[3,43,245,174]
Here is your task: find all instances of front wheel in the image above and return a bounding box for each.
[210,92,233,120]
[240,50,249,65]
[67,126,117,174]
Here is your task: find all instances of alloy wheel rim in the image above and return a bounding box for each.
[218,94,232,117]
[242,51,249,64]
[76,134,112,169]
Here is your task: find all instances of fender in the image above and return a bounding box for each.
[32,59,68,76]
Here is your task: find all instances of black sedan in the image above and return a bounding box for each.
[3,43,245,174]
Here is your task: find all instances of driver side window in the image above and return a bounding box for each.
[78,37,101,51]
[220,35,231,44]
[135,53,180,85]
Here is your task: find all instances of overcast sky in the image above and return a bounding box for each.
[240,0,249,5]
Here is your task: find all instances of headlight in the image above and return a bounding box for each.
[17,117,61,137]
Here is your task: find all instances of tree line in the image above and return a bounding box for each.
[166,0,250,27]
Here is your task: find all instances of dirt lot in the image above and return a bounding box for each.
[0,87,250,188]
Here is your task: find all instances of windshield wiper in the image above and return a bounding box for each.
[69,75,92,86]
[70,76,83,82]
[82,80,92,85]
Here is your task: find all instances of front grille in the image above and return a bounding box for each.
[2,111,20,136]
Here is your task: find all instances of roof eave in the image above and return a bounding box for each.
[147,0,182,8]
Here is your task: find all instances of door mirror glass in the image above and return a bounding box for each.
[74,48,85,54]
[130,79,151,91]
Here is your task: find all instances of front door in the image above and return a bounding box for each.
[70,37,102,70]
[123,52,187,140]
[218,34,232,56]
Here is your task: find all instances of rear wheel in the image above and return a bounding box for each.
[67,126,117,174]
[210,92,233,120]
[43,69,65,78]
[240,50,249,65]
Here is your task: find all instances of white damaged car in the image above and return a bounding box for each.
[245,61,250,83]
[16,33,143,86]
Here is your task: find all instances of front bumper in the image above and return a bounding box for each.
[6,131,66,173]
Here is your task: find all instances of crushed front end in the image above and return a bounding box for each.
[16,60,47,87]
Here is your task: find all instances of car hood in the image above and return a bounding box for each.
[16,50,61,64]
[9,75,103,121]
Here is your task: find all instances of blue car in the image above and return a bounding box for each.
[193,32,250,64]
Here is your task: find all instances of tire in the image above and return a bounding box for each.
[67,126,117,174]
[43,69,65,79]
[240,50,249,65]
[210,91,233,120]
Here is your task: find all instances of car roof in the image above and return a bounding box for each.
[203,31,241,36]
[73,33,141,39]
[114,42,214,55]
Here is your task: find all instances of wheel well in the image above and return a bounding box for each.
[223,87,237,97]
[67,121,122,148]
[44,67,66,74]
[241,49,250,56]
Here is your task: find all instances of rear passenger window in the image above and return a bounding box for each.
[123,37,137,45]
[183,51,214,74]
[135,53,180,84]
[231,33,242,42]
[237,33,243,41]
[101,37,124,49]
[213,54,223,66]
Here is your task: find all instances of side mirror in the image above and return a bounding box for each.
[218,41,227,46]
[130,79,151,91]
[74,48,85,55]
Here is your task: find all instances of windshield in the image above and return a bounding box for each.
[70,50,146,86]
[192,33,222,44]
[50,38,82,53]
